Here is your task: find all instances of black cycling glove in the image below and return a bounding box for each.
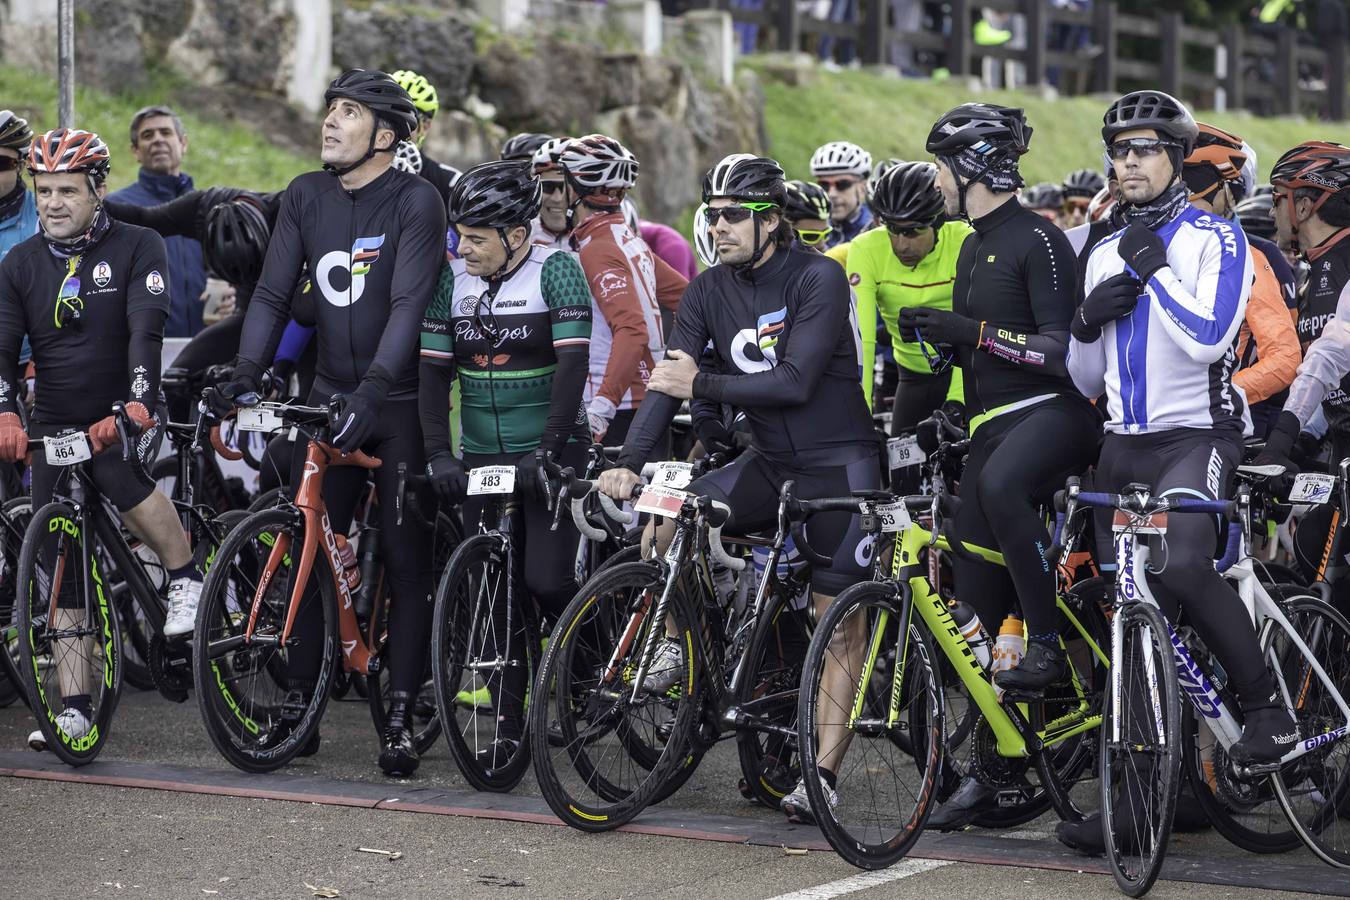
[1254,410,1301,473]
[896,307,981,347]
[426,451,469,506]
[515,449,552,506]
[330,379,385,454]
[1071,272,1142,342]
[204,357,265,417]
[1118,223,1169,283]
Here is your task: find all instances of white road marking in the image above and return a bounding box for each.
[766,858,954,899]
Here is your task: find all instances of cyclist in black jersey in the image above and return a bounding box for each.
[599,154,878,825]
[0,129,206,745]
[906,104,1101,830]
[211,69,447,777]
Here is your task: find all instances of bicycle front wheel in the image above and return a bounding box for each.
[18,501,122,766]
[1268,594,1350,867]
[529,560,699,831]
[1100,601,1181,897]
[192,507,338,773]
[798,580,943,870]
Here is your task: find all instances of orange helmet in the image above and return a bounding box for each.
[27,128,111,184]
[1185,123,1247,183]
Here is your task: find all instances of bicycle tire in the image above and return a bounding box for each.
[192,506,339,773]
[0,495,33,709]
[735,591,813,810]
[529,560,699,831]
[432,533,537,791]
[1268,594,1350,868]
[798,580,943,870]
[18,500,123,766]
[1101,601,1182,897]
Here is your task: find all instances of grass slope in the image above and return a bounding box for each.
[0,65,311,193]
[753,61,1350,186]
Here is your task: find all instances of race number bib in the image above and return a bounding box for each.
[648,461,694,489]
[1289,473,1337,505]
[44,431,91,467]
[236,406,285,434]
[887,435,926,470]
[634,484,689,518]
[873,500,912,533]
[467,465,516,496]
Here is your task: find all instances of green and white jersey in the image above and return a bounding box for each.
[420,246,592,454]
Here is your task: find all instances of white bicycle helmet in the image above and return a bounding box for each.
[392,140,423,175]
[810,141,872,179]
[1239,140,1258,203]
[558,134,638,193]
[692,203,718,268]
[531,136,571,175]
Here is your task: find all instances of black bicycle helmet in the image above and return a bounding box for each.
[1101,90,1198,155]
[0,110,32,153]
[1022,182,1064,211]
[1234,192,1276,241]
[1062,168,1105,200]
[449,160,542,228]
[701,153,786,205]
[324,69,419,142]
[925,103,1032,157]
[783,179,831,223]
[203,193,271,286]
[500,132,553,162]
[870,161,945,224]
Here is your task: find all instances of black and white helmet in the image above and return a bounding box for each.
[692,203,718,268]
[810,141,872,179]
[702,153,786,205]
[391,140,422,175]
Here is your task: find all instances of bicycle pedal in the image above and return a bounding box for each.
[1234,761,1281,778]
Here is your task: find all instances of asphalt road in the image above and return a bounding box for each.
[0,687,1342,899]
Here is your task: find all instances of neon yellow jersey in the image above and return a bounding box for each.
[824,241,850,268]
[847,220,972,410]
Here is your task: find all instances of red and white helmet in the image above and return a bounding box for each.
[558,134,638,206]
[28,128,111,184]
[531,136,571,176]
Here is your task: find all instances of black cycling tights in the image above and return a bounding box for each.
[286,395,434,702]
[1093,428,1276,710]
[461,442,588,741]
[891,367,951,436]
[953,395,1099,638]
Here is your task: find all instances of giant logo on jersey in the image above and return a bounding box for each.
[730,306,787,373]
[316,234,386,307]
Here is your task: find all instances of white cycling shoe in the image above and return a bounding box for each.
[29,707,91,751]
[640,639,684,695]
[781,771,839,824]
[163,576,203,638]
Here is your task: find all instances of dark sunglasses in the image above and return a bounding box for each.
[706,203,773,225]
[816,177,858,192]
[1108,138,1174,161]
[885,221,933,238]
[0,157,20,172]
[539,181,565,195]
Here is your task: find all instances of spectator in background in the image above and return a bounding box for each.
[731,0,763,54]
[107,106,206,338]
[818,0,859,67]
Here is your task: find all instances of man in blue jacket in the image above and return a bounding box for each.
[107,105,206,337]
[0,111,37,261]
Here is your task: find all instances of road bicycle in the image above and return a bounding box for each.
[1066,476,1350,895]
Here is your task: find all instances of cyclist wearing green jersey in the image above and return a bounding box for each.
[419,160,593,769]
[848,162,969,430]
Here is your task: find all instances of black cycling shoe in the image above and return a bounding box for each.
[297,728,321,758]
[378,699,420,777]
[924,776,998,831]
[1056,812,1109,856]
[475,737,522,771]
[993,640,1065,696]
[1228,705,1299,770]
[1171,779,1211,833]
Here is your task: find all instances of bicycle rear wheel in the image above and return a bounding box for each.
[192,507,338,773]
[735,591,812,809]
[529,560,699,831]
[798,581,943,870]
[0,496,33,708]
[1100,601,1181,897]
[18,501,122,766]
[1267,595,1350,867]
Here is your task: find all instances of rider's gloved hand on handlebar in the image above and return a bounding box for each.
[1071,272,1142,342]
[515,448,553,505]
[426,451,469,506]
[329,378,386,454]
[204,357,266,417]
[0,412,27,463]
[1253,410,1302,474]
[88,401,154,454]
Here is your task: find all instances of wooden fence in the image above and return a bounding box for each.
[689,0,1349,120]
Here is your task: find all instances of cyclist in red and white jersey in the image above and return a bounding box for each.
[552,135,688,445]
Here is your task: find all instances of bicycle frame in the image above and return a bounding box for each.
[1110,519,1350,769]
[242,437,381,675]
[882,515,1108,759]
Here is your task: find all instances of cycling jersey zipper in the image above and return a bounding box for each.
[964,233,983,415]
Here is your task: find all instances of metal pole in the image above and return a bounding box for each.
[58,0,75,127]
